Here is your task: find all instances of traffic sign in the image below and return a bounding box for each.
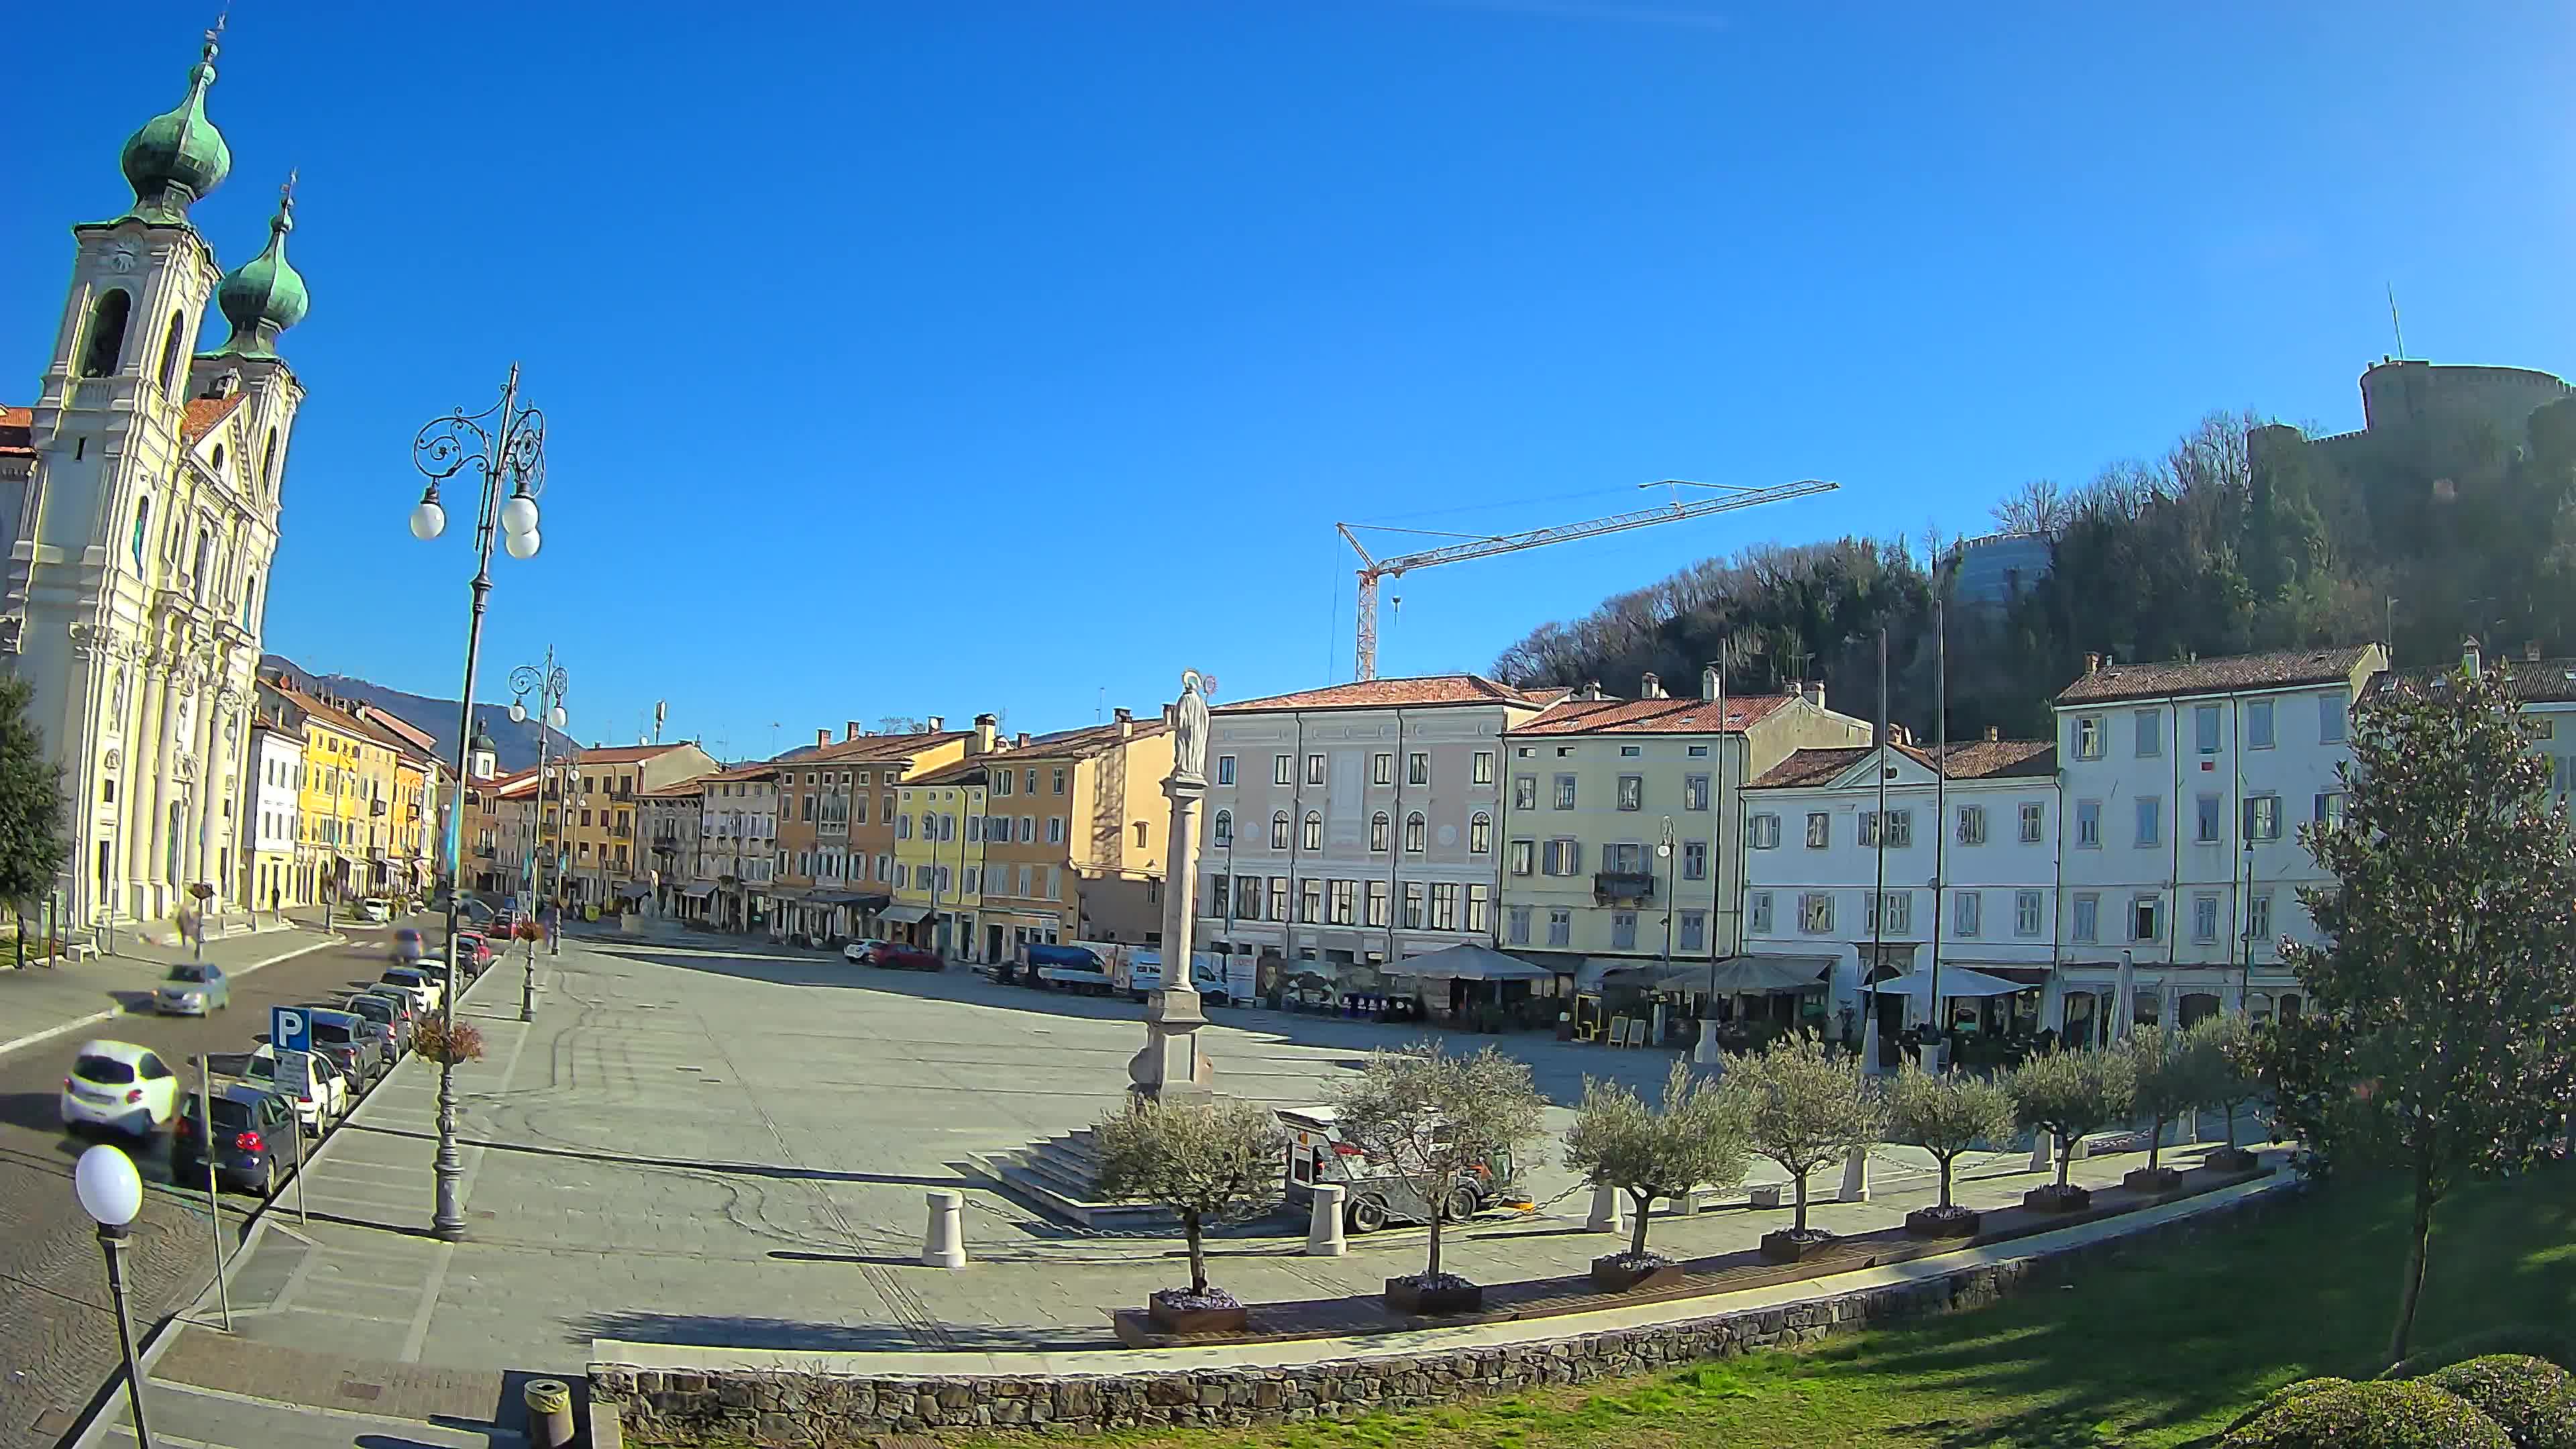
[270,1007,310,1054]
[276,1048,311,1101]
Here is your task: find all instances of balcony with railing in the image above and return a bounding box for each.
[1593,871,1656,904]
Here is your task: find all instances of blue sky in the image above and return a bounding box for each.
[9,2,2574,759]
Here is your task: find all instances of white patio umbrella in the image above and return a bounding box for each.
[1864,965,2027,1000]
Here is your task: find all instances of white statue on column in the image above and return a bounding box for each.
[1129,670,1215,1105]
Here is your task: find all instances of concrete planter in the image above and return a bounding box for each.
[2122,1167,2184,1194]
[1146,1293,1248,1336]
[1904,1206,1982,1238]
[1589,1255,1686,1293]
[1384,1277,1484,1316]
[1759,1229,1833,1263]
[2204,1146,2259,1173]
[2023,1184,2093,1213]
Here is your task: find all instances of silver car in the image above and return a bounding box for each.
[155,961,230,1016]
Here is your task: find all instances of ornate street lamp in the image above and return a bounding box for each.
[410,366,545,1241]
[75,1144,153,1448]
[509,650,568,1019]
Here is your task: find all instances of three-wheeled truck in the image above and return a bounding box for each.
[1274,1105,1519,1232]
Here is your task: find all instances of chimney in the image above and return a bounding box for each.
[1802,682,1826,710]
[1115,706,1134,739]
[1015,731,1030,748]
[2526,640,2543,662]
[1640,672,1664,699]
[2463,636,2483,677]
[1984,724,2000,742]
[846,720,861,741]
[973,712,998,755]
[926,714,945,732]
[2084,652,2102,676]
[1701,665,1720,702]
[816,729,830,748]
[1579,680,1604,701]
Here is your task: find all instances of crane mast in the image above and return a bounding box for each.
[1338,477,1839,681]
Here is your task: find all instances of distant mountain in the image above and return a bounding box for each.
[260,655,579,775]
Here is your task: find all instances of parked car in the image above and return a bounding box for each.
[840,938,887,965]
[172,1083,295,1196]
[874,943,941,972]
[354,985,421,1044]
[331,991,410,1059]
[454,933,494,975]
[213,1044,344,1135]
[1275,1105,1517,1232]
[390,927,426,964]
[154,961,231,1016]
[358,897,392,924]
[377,965,442,1015]
[297,1006,388,1085]
[59,1041,181,1139]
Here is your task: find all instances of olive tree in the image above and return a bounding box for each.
[1093,1096,1288,1301]
[1331,1041,1547,1285]
[2261,664,2576,1364]
[1721,1031,1884,1236]
[2125,1024,2199,1173]
[2184,1010,2261,1150]
[1884,1061,2017,1212]
[2008,1046,2136,1190]
[1562,1061,1748,1261]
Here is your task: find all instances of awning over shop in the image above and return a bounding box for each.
[878,904,933,924]
[767,889,810,904]
[809,892,885,909]
[616,881,653,900]
[682,884,717,900]
[1395,943,1560,982]
[1678,954,1836,995]
[1867,965,2027,999]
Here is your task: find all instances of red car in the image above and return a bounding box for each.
[874,943,941,973]
[454,932,496,975]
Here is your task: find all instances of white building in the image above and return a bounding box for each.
[1197,676,1562,973]
[1742,732,2059,1047]
[239,714,301,911]
[1,35,309,927]
[695,763,777,930]
[2052,644,2387,1040]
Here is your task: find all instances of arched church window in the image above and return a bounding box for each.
[193,528,213,591]
[129,496,151,571]
[211,443,226,474]
[80,290,132,378]
[241,570,260,629]
[261,430,278,494]
[157,311,186,393]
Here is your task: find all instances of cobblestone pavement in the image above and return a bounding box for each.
[0,916,375,1449]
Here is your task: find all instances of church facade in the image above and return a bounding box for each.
[1,30,310,927]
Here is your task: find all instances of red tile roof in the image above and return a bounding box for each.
[569,742,705,765]
[638,775,712,799]
[1753,738,2057,789]
[0,406,31,458]
[777,731,971,767]
[1010,718,1171,759]
[1511,694,1796,737]
[1217,675,1565,714]
[181,394,246,445]
[2056,645,2381,705]
[2380,655,2576,705]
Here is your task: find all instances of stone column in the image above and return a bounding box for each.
[1128,674,1214,1106]
[129,662,166,885]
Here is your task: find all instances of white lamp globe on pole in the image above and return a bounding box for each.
[509,698,527,724]
[549,703,566,729]
[504,529,540,560]
[500,492,539,539]
[409,494,447,541]
[75,1142,142,1227]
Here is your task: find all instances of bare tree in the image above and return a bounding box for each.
[1990,478,2071,537]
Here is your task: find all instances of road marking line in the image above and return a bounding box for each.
[398,1240,454,1364]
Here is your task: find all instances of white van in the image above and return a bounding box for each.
[1122,949,1228,1004]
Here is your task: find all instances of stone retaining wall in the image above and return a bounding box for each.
[594,1183,2297,1445]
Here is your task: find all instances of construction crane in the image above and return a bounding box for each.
[1336,478,1839,682]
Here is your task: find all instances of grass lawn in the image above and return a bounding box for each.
[955,1162,2573,1449]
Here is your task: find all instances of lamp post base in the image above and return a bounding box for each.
[431,1061,466,1240]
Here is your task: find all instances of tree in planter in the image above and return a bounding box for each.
[2007,1046,2135,1195]
[1091,1096,1287,1309]
[1562,1061,1748,1265]
[1331,1041,1546,1290]
[1884,1061,2017,1218]
[2184,1011,2263,1155]
[2124,1024,2200,1177]
[0,677,68,912]
[2257,662,2576,1365]
[1721,1031,1884,1239]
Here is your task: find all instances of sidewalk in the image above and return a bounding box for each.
[0,914,343,1059]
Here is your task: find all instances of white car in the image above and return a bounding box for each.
[60,1040,181,1138]
[841,938,888,965]
[233,1044,346,1134]
[358,897,392,924]
[377,964,443,1015]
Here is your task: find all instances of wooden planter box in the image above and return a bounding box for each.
[2204,1146,2259,1173]
[1589,1255,1686,1293]
[1384,1278,1484,1316]
[2023,1184,2093,1213]
[1904,1206,1982,1238]
[1146,1295,1248,1335]
[1758,1230,1832,1263]
[2122,1167,2184,1194]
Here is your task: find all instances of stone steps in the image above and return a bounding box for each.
[965,1130,1178,1230]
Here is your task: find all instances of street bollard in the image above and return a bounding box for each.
[2029,1134,2054,1174]
[922,1189,967,1269]
[523,1379,576,1449]
[1586,1184,1625,1235]
[1837,1144,1872,1203]
[1305,1183,1348,1256]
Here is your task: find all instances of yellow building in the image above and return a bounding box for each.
[262,674,393,904]
[894,745,992,958]
[561,742,718,910]
[976,708,1175,959]
[771,724,971,945]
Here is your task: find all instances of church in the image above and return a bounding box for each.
[0,28,308,929]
